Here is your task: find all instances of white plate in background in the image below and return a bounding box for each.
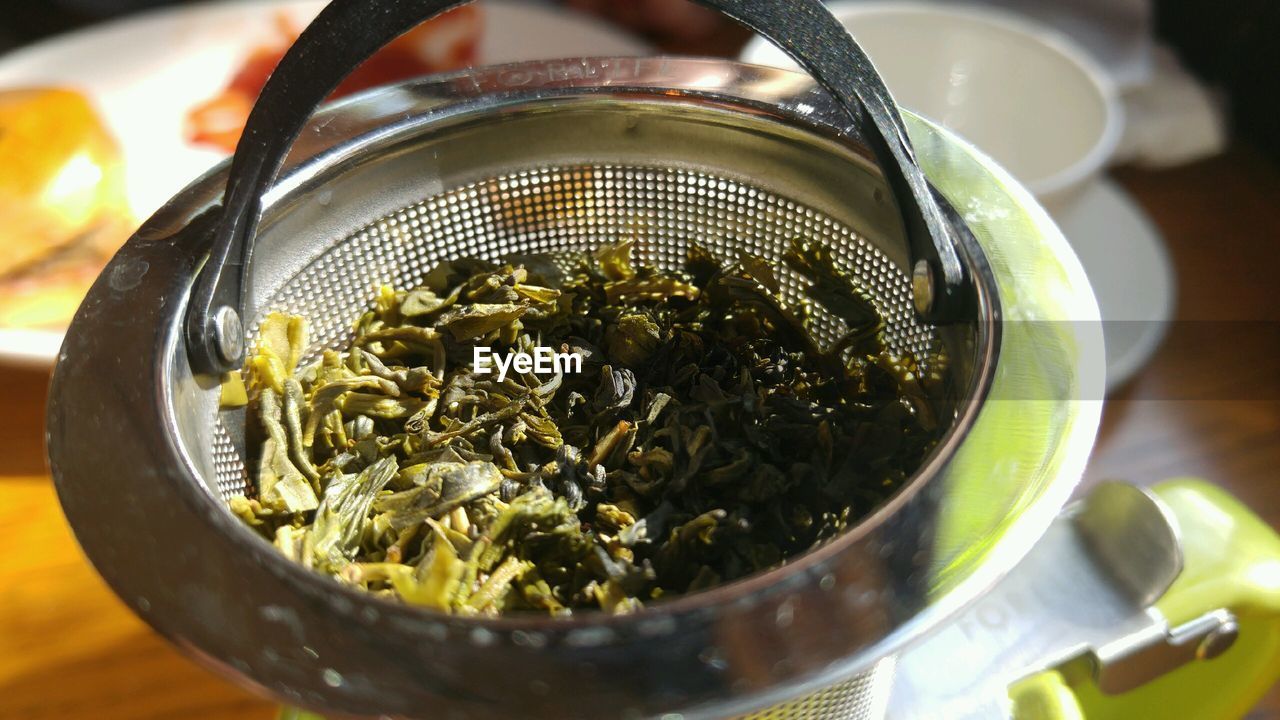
[741,6,1173,391]
[0,0,650,368]
[1055,178,1176,391]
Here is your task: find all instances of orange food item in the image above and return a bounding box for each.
[0,88,133,328]
[0,240,121,329]
[187,7,482,153]
[0,88,129,277]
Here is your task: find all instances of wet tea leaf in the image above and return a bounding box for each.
[231,239,940,615]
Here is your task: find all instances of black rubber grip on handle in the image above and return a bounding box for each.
[185,0,972,375]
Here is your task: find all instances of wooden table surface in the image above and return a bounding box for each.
[1,145,1277,718]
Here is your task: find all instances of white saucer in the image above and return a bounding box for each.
[1055,178,1176,392]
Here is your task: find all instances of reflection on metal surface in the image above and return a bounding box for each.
[888,483,1243,717]
[737,659,894,720]
[1075,481,1182,608]
[1096,608,1239,694]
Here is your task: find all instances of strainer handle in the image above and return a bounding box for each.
[185,0,974,375]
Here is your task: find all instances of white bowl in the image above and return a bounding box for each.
[741,1,1123,215]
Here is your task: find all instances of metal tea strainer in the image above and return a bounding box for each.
[47,1,1280,719]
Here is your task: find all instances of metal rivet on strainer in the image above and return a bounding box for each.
[211,305,243,366]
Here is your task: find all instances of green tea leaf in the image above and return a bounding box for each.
[436,303,528,341]
[306,457,398,573]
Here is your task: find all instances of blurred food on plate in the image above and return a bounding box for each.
[187,7,482,153]
[563,0,725,41]
[0,87,133,328]
[0,5,485,332]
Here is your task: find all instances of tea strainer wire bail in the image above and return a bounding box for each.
[50,0,1018,717]
[183,0,978,378]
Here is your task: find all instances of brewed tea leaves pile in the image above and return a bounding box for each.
[230,239,946,615]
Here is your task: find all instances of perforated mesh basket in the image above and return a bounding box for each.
[212,161,945,503]
[47,3,1111,719]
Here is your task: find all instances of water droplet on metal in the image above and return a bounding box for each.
[698,646,728,671]
[470,627,496,647]
[776,598,796,628]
